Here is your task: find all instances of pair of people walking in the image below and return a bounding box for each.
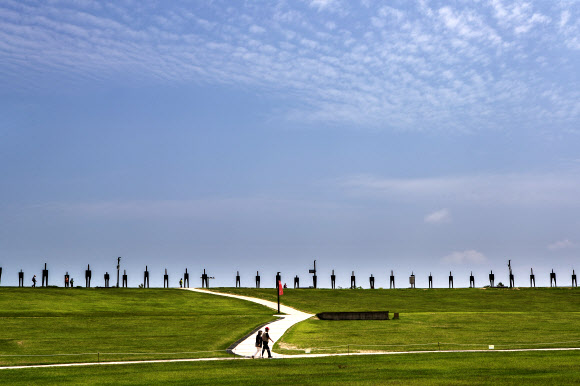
[252,327,273,358]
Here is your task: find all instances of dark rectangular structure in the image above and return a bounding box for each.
[317,311,389,320]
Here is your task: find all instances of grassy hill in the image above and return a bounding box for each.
[214,288,580,354]
[0,288,275,366]
[0,287,579,384]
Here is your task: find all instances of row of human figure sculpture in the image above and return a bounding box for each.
[1,261,577,289]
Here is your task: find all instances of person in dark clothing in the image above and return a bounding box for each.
[32,275,37,287]
[252,330,262,358]
[262,326,274,358]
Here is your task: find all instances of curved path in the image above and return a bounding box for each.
[184,288,314,357]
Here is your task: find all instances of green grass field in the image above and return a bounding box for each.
[214,288,580,354]
[1,286,579,384]
[2,350,579,385]
[0,288,275,366]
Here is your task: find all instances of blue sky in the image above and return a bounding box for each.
[0,0,579,288]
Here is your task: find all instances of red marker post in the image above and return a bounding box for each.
[277,272,282,313]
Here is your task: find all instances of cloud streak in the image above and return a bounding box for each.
[340,170,580,207]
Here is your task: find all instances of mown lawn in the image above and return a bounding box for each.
[0,288,276,365]
[213,288,580,354]
[1,350,579,385]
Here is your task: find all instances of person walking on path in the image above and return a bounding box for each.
[179,278,183,288]
[252,330,263,358]
[32,275,37,287]
[261,327,274,358]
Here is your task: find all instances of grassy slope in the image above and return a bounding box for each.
[2,350,580,385]
[213,288,580,353]
[0,288,276,365]
[213,287,580,313]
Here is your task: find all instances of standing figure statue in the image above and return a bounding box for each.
[116,257,121,288]
[85,264,92,288]
[508,260,514,288]
[309,260,317,289]
[330,270,336,289]
[550,269,557,287]
[41,263,49,287]
[143,266,150,288]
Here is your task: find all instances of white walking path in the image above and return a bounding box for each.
[184,287,314,358]
[1,288,579,370]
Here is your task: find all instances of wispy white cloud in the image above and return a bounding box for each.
[548,239,574,250]
[0,0,578,132]
[441,250,487,264]
[249,24,266,34]
[308,0,339,12]
[424,208,451,224]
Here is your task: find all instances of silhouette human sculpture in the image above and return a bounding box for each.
[309,260,317,288]
[85,264,92,288]
[428,272,433,289]
[530,268,535,287]
[369,274,375,289]
[508,260,514,288]
[350,271,356,289]
[550,269,557,287]
[390,270,395,289]
[255,271,260,288]
[330,269,336,289]
[294,275,299,289]
[143,266,150,288]
[41,263,48,287]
